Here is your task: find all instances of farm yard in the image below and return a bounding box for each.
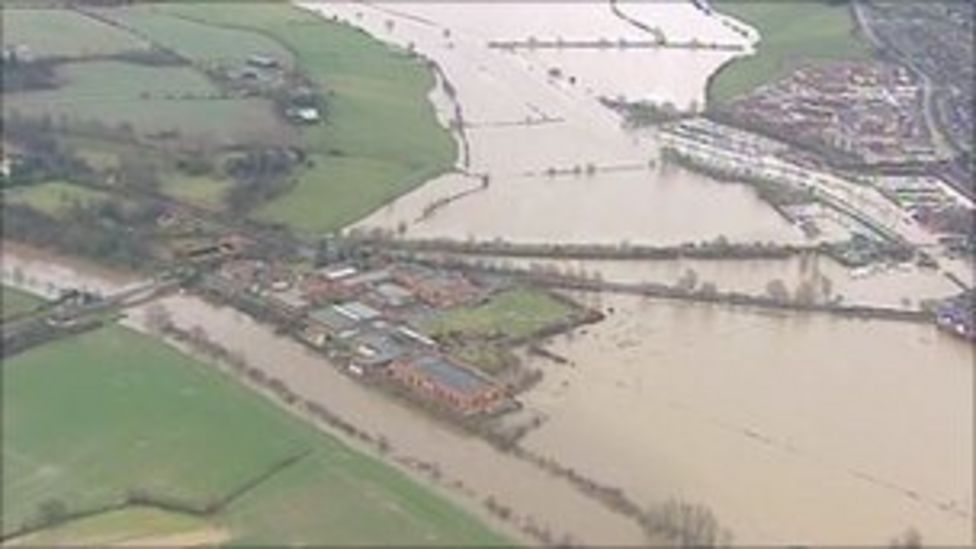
[708,1,871,104]
[1,324,508,545]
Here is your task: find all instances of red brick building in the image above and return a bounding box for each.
[388,354,505,415]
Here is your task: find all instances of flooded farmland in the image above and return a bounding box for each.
[302,1,804,246]
[3,1,970,545]
[521,292,973,546]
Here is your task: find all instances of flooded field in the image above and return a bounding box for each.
[0,242,137,298]
[521,292,974,546]
[303,1,803,245]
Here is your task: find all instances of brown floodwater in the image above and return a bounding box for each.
[472,252,963,310]
[1,242,138,298]
[123,294,647,545]
[302,2,804,246]
[4,244,971,545]
[521,292,974,546]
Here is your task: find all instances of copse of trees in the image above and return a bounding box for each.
[2,114,97,188]
[224,147,301,213]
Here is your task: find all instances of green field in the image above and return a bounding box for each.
[164,175,234,210]
[425,288,576,341]
[4,60,285,144]
[7,506,216,547]
[3,181,112,218]
[5,4,454,231]
[161,3,457,234]
[1,285,42,319]
[1,9,147,59]
[92,5,295,70]
[2,325,508,545]
[708,1,872,104]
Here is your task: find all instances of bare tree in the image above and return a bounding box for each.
[645,498,732,547]
[144,303,173,335]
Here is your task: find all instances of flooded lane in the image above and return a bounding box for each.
[521,292,974,545]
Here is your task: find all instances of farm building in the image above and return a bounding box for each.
[391,264,484,308]
[348,330,407,374]
[388,354,506,415]
[303,305,360,346]
[334,301,382,323]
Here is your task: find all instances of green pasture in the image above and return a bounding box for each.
[2,324,508,545]
[708,1,872,104]
[424,287,576,341]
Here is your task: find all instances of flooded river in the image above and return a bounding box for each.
[522,292,973,546]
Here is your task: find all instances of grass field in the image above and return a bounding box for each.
[161,3,457,234]
[6,4,454,232]
[164,175,234,210]
[3,60,284,144]
[424,288,576,340]
[2,324,509,545]
[1,285,42,319]
[708,1,872,104]
[6,506,218,547]
[3,181,112,218]
[1,9,147,59]
[92,5,295,70]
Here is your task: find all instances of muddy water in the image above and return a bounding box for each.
[0,242,137,298]
[521,292,974,546]
[123,294,646,545]
[472,253,962,310]
[302,2,802,245]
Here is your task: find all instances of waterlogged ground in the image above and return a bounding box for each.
[521,292,974,546]
[302,1,802,246]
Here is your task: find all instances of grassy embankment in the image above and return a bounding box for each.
[2,324,510,545]
[707,1,872,104]
[1,285,42,319]
[3,4,455,232]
